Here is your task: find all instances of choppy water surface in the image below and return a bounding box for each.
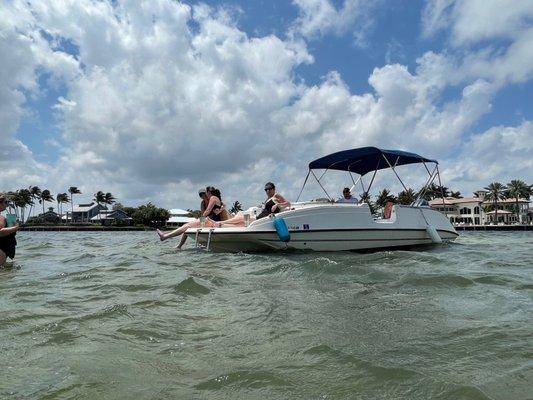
[1,231,532,399]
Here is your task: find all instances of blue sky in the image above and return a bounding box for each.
[1,0,532,208]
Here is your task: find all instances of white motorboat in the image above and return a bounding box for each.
[186,147,458,252]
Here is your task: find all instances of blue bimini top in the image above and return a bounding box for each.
[308,146,437,176]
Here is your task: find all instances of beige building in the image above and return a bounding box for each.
[429,192,530,225]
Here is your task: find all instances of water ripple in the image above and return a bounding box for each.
[1,230,531,399]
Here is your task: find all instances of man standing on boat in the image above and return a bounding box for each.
[337,188,358,204]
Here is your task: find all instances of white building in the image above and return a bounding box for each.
[429,193,531,225]
[166,208,195,227]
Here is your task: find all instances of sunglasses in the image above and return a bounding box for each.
[264,187,274,191]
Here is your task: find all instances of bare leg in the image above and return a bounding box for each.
[175,234,187,250]
[217,214,246,226]
[157,221,199,241]
[0,250,6,268]
[157,219,217,242]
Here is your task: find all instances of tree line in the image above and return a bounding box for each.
[3,186,115,224]
[4,179,531,226]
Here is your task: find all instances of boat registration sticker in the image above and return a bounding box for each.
[303,224,310,230]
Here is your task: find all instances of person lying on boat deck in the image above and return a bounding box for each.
[0,193,19,267]
[215,182,290,227]
[157,186,227,249]
[336,187,358,204]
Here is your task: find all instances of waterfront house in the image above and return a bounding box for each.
[90,209,133,226]
[38,210,61,224]
[166,208,195,227]
[66,202,107,223]
[429,192,530,225]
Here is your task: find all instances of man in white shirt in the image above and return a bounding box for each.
[337,187,358,203]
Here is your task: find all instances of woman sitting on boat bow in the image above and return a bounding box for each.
[157,186,227,248]
[216,182,290,227]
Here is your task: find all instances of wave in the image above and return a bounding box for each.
[173,277,210,296]
[399,273,475,287]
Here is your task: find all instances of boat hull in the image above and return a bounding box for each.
[185,204,458,253]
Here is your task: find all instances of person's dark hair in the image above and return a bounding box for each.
[343,187,350,193]
[264,182,275,190]
[208,187,222,201]
[206,186,216,193]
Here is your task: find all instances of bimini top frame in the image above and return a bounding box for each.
[297,146,444,203]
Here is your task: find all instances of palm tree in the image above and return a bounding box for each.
[39,189,54,215]
[56,193,69,220]
[359,191,375,213]
[484,182,507,224]
[68,186,81,223]
[4,192,17,219]
[428,183,440,200]
[104,192,116,208]
[375,189,395,210]
[397,188,417,205]
[505,180,531,223]
[9,190,29,222]
[230,201,243,214]
[436,185,450,199]
[28,186,41,219]
[56,194,62,217]
[93,191,106,222]
[450,190,462,199]
[16,189,33,223]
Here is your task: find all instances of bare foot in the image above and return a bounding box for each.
[174,244,182,250]
[156,229,166,241]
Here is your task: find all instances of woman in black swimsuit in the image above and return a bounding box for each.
[217,182,291,227]
[256,182,290,219]
[0,193,19,267]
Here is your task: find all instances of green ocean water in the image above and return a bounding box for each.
[1,231,532,399]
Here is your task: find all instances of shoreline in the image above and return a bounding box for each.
[19,225,533,231]
[20,225,153,231]
[453,224,532,231]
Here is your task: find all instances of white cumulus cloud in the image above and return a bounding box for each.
[0,0,531,209]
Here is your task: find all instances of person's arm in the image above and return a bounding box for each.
[272,194,290,212]
[0,217,19,237]
[203,197,218,217]
[201,200,207,213]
